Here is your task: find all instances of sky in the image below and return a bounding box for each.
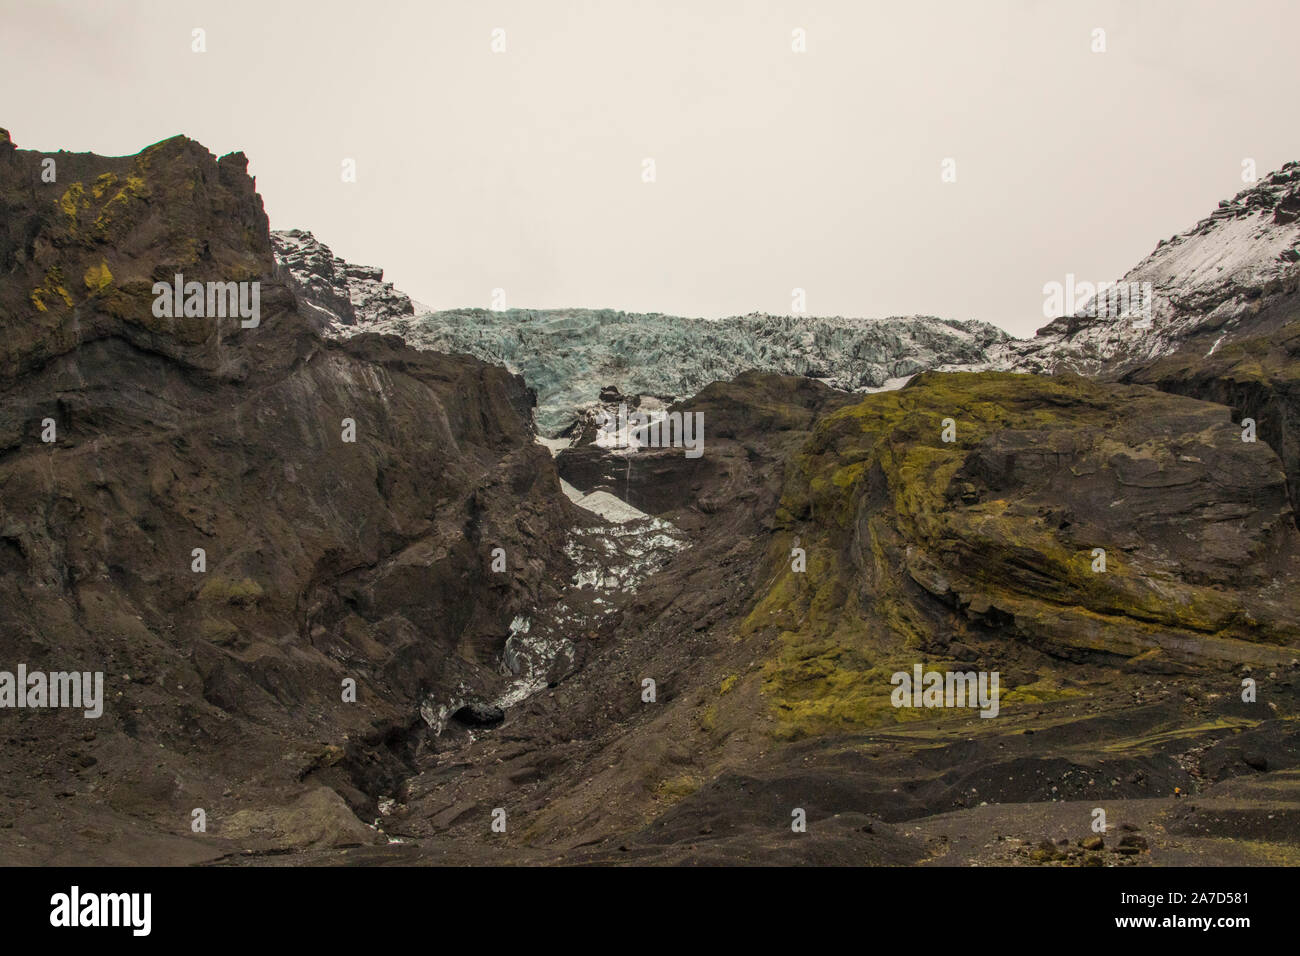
[2,0,1298,337]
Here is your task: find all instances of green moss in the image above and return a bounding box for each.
[1097,717,1257,754]
[199,618,240,644]
[831,460,868,489]
[655,774,701,803]
[744,370,1288,740]
[699,705,717,732]
[198,576,265,606]
[760,640,938,740]
[1000,679,1085,705]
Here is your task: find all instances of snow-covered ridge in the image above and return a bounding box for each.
[1006,162,1300,375]
[272,229,414,328]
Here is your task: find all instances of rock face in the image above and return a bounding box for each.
[1123,281,1300,524]
[1042,166,1300,532]
[0,135,270,378]
[395,369,1300,865]
[271,229,414,328]
[0,133,573,860]
[973,163,1300,544]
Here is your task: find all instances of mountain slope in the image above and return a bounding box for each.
[270,165,1300,441]
[1010,163,1300,376]
[378,369,1300,866]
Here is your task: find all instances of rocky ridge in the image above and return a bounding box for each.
[270,229,414,329]
[1007,162,1300,376]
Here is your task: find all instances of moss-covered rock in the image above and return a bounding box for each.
[747,371,1300,738]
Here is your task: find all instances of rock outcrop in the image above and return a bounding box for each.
[271,229,414,329]
[0,132,572,861]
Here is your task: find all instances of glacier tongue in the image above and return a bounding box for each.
[357,308,1011,435]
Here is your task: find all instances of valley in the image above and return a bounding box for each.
[1,127,1298,867]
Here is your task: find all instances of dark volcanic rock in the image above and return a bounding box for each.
[558,370,855,515]
[1123,277,1300,526]
[0,133,572,861]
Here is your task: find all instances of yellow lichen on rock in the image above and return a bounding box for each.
[91,172,118,199]
[30,267,75,313]
[83,260,113,294]
[58,181,86,226]
[94,172,149,240]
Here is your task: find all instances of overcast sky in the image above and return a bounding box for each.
[3,0,1298,336]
